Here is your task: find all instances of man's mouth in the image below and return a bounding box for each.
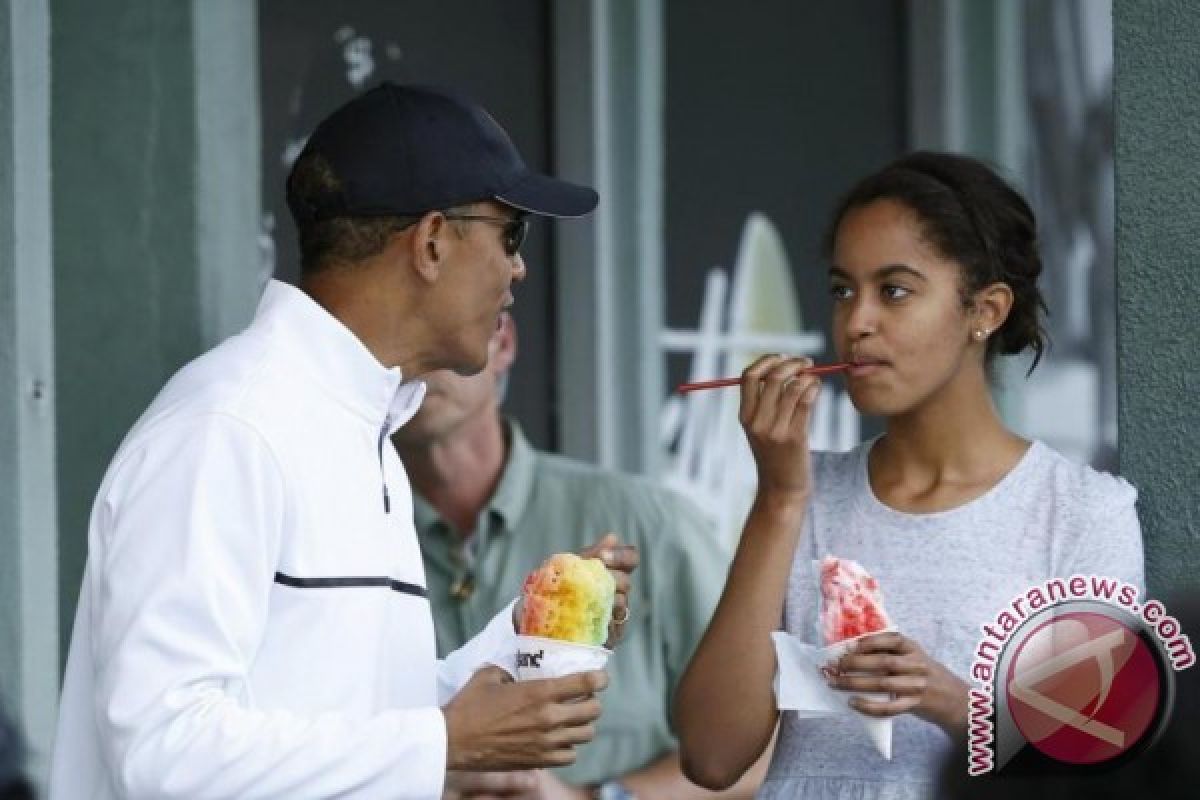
[497,299,514,329]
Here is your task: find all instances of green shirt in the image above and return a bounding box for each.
[412,422,729,785]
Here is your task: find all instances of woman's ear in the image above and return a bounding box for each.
[972,282,1014,340]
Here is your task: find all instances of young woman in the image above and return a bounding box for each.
[674,152,1144,799]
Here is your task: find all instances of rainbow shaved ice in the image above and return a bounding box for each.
[819,556,891,644]
[519,553,615,646]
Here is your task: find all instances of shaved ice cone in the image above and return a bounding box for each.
[516,553,614,679]
[819,556,895,759]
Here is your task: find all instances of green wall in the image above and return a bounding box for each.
[1114,0,1200,596]
[52,0,201,651]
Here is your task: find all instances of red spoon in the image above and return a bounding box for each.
[676,363,853,394]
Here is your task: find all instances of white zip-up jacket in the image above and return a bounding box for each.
[49,281,518,799]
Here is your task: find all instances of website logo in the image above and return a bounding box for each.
[967,577,1193,775]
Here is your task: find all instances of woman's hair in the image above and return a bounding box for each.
[824,151,1050,373]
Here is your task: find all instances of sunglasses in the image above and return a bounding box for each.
[442,213,530,257]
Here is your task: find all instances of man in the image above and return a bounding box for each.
[394,313,769,799]
[49,83,634,799]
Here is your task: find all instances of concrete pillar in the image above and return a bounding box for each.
[0,0,59,781]
[51,0,260,661]
[1114,0,1200,595]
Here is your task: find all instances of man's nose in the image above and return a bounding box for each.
[511,253,527,283]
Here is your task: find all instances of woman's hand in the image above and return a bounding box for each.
[674,355,822,789]
[739,355,823,502]
[824,632,969,738]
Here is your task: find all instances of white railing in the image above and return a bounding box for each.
[657,213,860,547]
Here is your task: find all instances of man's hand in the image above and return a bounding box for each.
[443,769,538,799]
[528,770,590,800]
[581,532,639,649]
[442,667,607,771]
[442,769,590,800]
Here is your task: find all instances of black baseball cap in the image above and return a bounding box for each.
[287,82,598,224]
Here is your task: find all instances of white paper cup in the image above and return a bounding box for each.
[515,635,611,680]
[821,628,897,760]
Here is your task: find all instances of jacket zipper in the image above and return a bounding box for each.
[377,414,392,513]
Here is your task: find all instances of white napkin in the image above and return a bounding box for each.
[772,630,894,760]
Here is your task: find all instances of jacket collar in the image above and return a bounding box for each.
[255,280,426,433]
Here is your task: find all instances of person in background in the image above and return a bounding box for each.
[675,151,1144,799]
[395,312,769,799]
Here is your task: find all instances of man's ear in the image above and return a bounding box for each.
[410,212,448,283]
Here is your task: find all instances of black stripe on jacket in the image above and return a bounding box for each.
[274,571,428,599]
